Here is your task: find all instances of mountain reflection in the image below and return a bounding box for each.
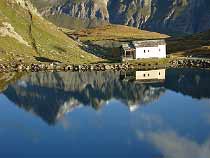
[3,71,165,124]
[165,68,210,99]
[2,68,210,125]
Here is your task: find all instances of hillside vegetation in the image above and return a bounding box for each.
[69,24,210,59]
[0,0,101,64]
[69,25,169,42]
[168,30,210,58]
[2,0,210,65]
[66,25,168,60]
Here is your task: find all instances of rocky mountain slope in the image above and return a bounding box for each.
[0,0,101,64]
[31,0,210,35]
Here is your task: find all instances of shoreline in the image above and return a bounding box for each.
[0,57,210,73]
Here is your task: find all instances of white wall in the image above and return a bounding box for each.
[135,69,166,80]
[135,45,166,59]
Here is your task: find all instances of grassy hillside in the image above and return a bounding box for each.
[69,24,169,42]
[167,30,210,58]
[0,0,101,64]
[65,25,168,60]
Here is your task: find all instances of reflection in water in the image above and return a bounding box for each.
[0,68,210,157]
[3,71,165,124]
[135,69,165,82]
[165,68,210,99]
[2,68,210,125]
[141,131,210,158]
[120,69,165,83]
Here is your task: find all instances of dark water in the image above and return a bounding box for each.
[0,68,210,158]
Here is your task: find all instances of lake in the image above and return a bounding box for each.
[0,68,210,158]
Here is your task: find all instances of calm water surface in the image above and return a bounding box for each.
[0,68,210,158]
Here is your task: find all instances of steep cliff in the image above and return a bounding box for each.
[31,0,210,34]
[146,0,210,34]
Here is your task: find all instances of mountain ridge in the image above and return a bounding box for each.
[30,0,210,35]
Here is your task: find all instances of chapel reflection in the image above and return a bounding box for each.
[3,70,165,125]
[2,68,210,125]
[120,69,165,83]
